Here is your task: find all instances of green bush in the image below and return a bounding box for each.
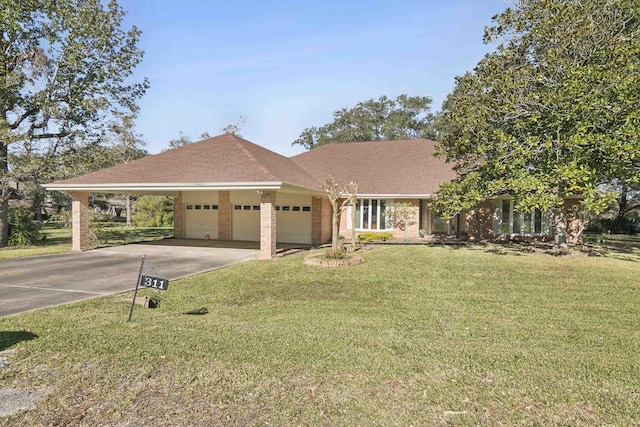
[133,196,174,227]
[358,231,393,243]
[8,203,45,246]
[323,249,346,259]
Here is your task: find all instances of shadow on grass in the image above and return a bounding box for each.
[183,307,208,316]
[0,330,38,352]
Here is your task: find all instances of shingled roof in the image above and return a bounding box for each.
[46,135,458,196]
[47,133,323,192]
[291,139,457,196]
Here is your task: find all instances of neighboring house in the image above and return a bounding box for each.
[6,180,22,206]
[44,133,558,259]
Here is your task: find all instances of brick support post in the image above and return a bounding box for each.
[260,191,277,259]
[311,196,323,245]
[71,191,90,251]
[173,193,183,238]
[218,191,231,240]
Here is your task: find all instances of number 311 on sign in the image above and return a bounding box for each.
[140,275,169,291]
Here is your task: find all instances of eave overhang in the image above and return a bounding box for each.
[43,181,326,196]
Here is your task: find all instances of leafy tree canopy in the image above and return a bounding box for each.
[0,0,148,245]
[434,0,640,241]
[293,95,437,150]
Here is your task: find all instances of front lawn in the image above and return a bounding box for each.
[0,245,638,425]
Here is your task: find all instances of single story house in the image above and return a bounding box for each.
[45,133,559,259]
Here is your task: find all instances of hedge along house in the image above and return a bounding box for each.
[45,133,558,259]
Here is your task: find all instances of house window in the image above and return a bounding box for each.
[212,205,218,210]
[292,206,300,212]
[282,206,290,211]
[493,198,549,236]
[186,205,193,210]
[302,206,311,212]
[433,214,458,234]
[350,199,390,231]
[203,205,210,210]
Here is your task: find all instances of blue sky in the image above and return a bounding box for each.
[117,0,507,156]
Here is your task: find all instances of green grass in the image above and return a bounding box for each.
[1,245,639,426]
[0,225,173,260]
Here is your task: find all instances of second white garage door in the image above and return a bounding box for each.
[184,203,219,239]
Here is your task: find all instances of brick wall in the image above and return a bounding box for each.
[259,191,276,259]
[173,193,183,238]
[71,192,90,251]
[338,198,420,240]
[461,200,493,240]
[218,191,231,240]
[390,199,420,239]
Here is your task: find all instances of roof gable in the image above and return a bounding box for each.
[49,133,322,190]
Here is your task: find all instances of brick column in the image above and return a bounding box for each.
[311,196,323,245]
[71,191,90,251]
[173,193,183,238]
[260,191,277,259]
[218,191,231,240]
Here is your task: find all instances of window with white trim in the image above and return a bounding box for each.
[347,199,391,231]
[493,198,550,236]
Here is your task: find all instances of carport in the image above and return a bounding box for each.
[44,134,332,259]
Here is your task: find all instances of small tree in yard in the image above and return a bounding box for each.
[385,202,416,241]
[321,176,357,256]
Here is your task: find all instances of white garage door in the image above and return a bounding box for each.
[231,191,260,241]
[184,203,218,239]
[276,194,312,244]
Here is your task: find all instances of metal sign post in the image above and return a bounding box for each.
[128,255,146,322]
[128,255,170,322]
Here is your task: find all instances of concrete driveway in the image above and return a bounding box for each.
[0,241,258,318]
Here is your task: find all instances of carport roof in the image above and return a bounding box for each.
[46,133,324,193]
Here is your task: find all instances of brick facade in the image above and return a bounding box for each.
[338,198,421,240]
[461,199,494,240]
[218,191,231,240]
[311,196,332,245]
[259,191,277,259]
[71,191,90,251]
[173,193,183,238]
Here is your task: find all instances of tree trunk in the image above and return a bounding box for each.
[331,204,340,254]
[351,201,357,248]
[126,194,132,227]
[552,208,567,246]
[0,144,9,247]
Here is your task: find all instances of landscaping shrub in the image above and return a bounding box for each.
[358,231,393,243]
[7,203,45,246]
[323,248,346,259]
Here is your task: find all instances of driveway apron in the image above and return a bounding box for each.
[0,242,258,317]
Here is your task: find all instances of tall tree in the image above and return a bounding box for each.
[166,130,212,150]
[105,113,147,226]
[220,115,246,136]
[166,131,193,149]
[434,0,640,244]
[0,0,148,246]
[293,95,437,150]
